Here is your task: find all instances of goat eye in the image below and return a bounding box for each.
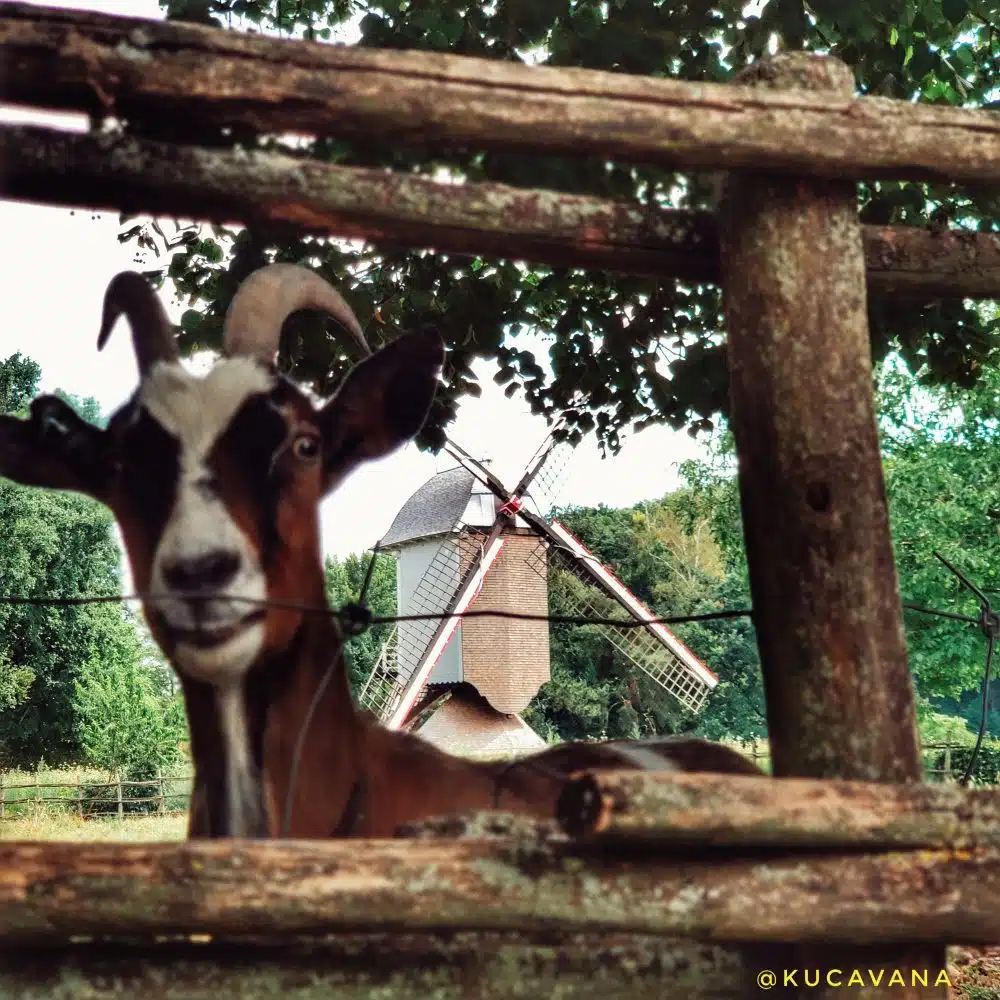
[291,434,320,462]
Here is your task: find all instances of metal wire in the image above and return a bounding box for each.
[280,541,382,837]
[3,559,995,803]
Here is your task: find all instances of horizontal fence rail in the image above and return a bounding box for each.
[0,933,745,1000]
[2,3,1000,184]
[0,741,983,822]
[3,124,1000,298]
[555,769,1000,847]
[725,739,1000,783]
[0,771,193,819]
[0,780,999,948]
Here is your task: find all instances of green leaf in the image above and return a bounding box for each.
[942,0,968,26]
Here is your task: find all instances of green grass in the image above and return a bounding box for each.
[0,806,187,841]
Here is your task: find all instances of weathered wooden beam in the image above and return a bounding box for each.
[0,933,747,1000]
[556,770,1000,847]
[0,838,998,947]
[717,53,943,1000]
[2,4,1000,183]
[2,125,998,300]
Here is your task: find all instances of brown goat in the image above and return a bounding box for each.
[0,264,760,838]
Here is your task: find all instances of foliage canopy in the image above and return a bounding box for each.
[138,0,1000,455]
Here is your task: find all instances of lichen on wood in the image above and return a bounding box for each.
[717,50,946,1000]
[0,932,747,1000]
[2,124,998,301]
[556,769,1000,848]
[0,838,999,948]
[2,3,1000,182]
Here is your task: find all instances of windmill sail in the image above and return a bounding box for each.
[356,522,465,720]
[362,432,565,727]
[537,522,717,713]
[362,419,717,731]
[445,443,719,714]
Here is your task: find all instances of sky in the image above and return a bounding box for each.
[0,0,711,566]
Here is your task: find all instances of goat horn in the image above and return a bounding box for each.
[97,272,180,376]
[222,263,370,366]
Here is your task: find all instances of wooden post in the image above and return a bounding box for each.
[116,775,123,820]
[0,774,4,821]
[157,768,165,815]
[717,52,944,999]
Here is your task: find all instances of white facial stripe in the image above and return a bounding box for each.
[142,358,275,683]
[140,358,276,471]
[216,682,260,837]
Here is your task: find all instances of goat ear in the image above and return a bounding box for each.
[0,396,113,500]
[319,325,445,492]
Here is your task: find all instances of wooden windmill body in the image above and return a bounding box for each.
[377,467,550,758]
[358,426,720,758]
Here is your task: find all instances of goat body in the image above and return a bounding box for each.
[0,265,760,839]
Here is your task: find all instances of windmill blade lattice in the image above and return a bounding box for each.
[361,428,566,726]
[529,542,715,714]
[357,513,468,720]
[445,439,719,714]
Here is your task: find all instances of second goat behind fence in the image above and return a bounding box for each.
[0,264,761,838]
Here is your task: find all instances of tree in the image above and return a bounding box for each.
[663,353,1000,738]
[523,488,764,742]
[73,631,187,780]
[324,550,397,693]
[130,0,1000,456]
[876,355,1000,727]
[0,354,147,767]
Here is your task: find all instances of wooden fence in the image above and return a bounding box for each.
[2,3,1000,998]
[727,739,1000,784]
[0,771,193,819]
[1,740,988,823]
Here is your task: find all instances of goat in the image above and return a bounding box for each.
[0,264,761,839]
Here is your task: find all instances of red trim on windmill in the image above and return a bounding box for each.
[498,495,523,517]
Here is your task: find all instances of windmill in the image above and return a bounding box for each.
[357,420,719,757]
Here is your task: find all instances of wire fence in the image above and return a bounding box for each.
[3,733,996,825]
[0,769,193,820]
[0,548,996,811]
[722,739,1000,784]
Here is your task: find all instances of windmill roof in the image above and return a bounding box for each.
[380,466,476,548]
[381,464,542,548]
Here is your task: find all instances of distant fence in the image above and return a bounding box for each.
[2,737,993,822]
[0,769,193,819]
[723,739,1000,784]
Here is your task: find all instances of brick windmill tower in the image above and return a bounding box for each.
[358,424,718,758]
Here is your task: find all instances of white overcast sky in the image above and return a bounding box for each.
[0,0,710,565]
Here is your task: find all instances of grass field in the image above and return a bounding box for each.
[0,807,187,841]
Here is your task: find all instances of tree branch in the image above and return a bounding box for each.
[1,3,999,182]
[2,125,999,299]
[0,836,999,946]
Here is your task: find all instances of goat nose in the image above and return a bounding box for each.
[162,550,241,592]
